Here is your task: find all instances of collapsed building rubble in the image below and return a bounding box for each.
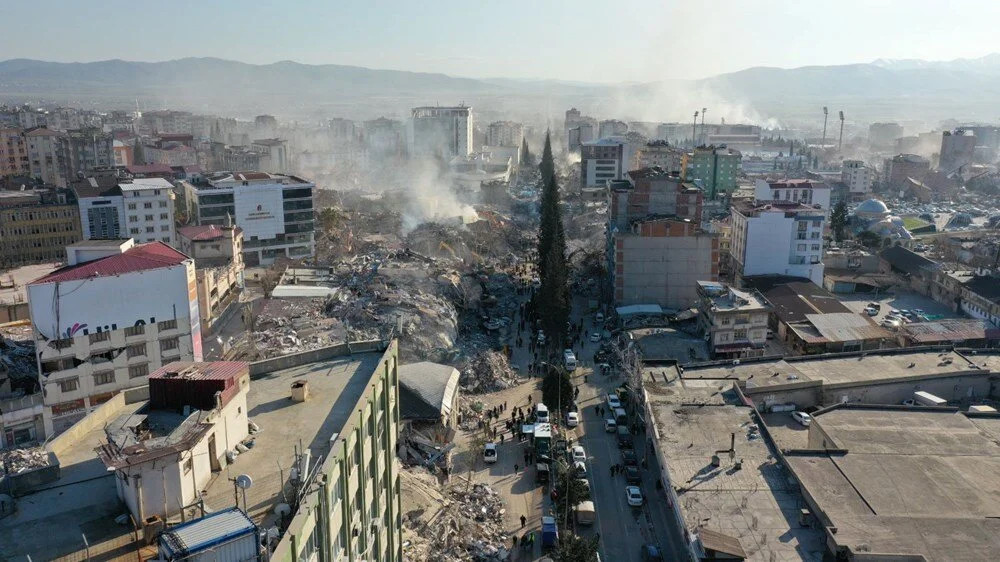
[0,331,39,393]
[0,446,49,474]
[459,350,518,393]
[403,474,511,562]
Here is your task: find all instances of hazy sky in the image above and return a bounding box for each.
[5,0,1000,82]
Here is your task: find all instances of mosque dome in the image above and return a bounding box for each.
[856,198,890,216]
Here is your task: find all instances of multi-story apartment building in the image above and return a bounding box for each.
[754,178,832,213]
[0,188,82,267]
[939,129,977,172]
[183,171,315,265]
[121,177,176,245]
[599,119,628,139]
[72,176,125,240]
[363,117,405,157]
[485,120,523,148]
[0,128,30,177]
[696,280,771,359]
[884,153,931,190]
[251,138,289,172]
[27,239,200,435]
[636,140,684,173]
[841,159,873,199]
[581,138,627,189]
[410,105,473,158]
[607,168,717,308]
[24,127,68,187]
[869,122,904,149]
[177,222,244,334]
[62,128,114,179]
[730,199,827,286]
[141,110,194,135]
[681,145,742,199]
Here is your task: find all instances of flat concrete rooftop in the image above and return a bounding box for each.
[644,373,825,561]
[0,401,146,561]
[0,262,60,305]
[784,406,1000,560]
[202,352,383,528]
[682,349,976,390]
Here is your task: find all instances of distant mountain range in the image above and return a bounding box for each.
[2,55,1000,123]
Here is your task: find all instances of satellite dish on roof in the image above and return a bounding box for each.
[235,474,253,490]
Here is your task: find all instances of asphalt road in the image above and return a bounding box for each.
[566,308,693,562]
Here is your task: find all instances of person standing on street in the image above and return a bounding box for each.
[520,514,527,527]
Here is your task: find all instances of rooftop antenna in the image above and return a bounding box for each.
[838,111,845,151]
[233,474,253,513]
[822,107,828,146]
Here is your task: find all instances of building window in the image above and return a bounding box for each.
[798,221,808,231]
[143,202,152,209]
[160,213,169,220]
[146,226,154,233]
[144,214,154,221]
[812,220,821,227]
[126,343,147,358]
[58,378,79,392]
[124,324,145,337]
[734,329,748,339]
[160,338,179,352]
[88,331,111,344]
[811,244,821,251]
[51,337,74,349]
[127,203,137,210]
[810,232,820,239]
[159,201,167,208]
[93,371,115,386]
[129,364,148,378]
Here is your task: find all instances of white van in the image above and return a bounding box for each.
[535,403,550,424]
[563,349,577,371]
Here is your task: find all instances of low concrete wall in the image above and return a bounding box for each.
[0,451,60,496]
[47,392,124,458]
[249,340,387,378]
[122,385,150,404]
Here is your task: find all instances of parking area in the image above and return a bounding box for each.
[837,290,958,326]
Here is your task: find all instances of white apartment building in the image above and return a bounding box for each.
[27,240,200,435]
[754,179,831,213]
[410,106,473,158]
[486,120,524,148]
[24,127,67,187]
[183,171,315,265]
[580,138,627,189]
[121,177,176,246]
[842,160,872,198]
[730,199,826,286]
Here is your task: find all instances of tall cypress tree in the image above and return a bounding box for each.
[521,137,534,168]
[535,131,570,344]
[133,139,145,165]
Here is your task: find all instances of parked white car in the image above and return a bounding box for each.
[566,411,580,428]
[484,442,498,463]
[626,485,644,507]
[792,411,812,427]
[606,393,622,410]
[571,445,587,463]
[605,418,617,432]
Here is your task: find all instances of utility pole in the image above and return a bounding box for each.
[838,111,845,151]
[822,107,829,146]
[701,107,707,145]
[692,111,699,148]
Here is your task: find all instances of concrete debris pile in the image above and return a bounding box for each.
[250,299,336,357]
[406,222,476,262]
[460,350,518,393]
[423,483,510,562]
[0,336,37,385]
[0,446,49,474]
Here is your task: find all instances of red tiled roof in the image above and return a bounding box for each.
[178,224,228,241]
[31,242,189,284]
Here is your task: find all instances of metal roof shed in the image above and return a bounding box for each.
[158,508,260,561]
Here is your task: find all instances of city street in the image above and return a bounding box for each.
[452,293,690,561]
